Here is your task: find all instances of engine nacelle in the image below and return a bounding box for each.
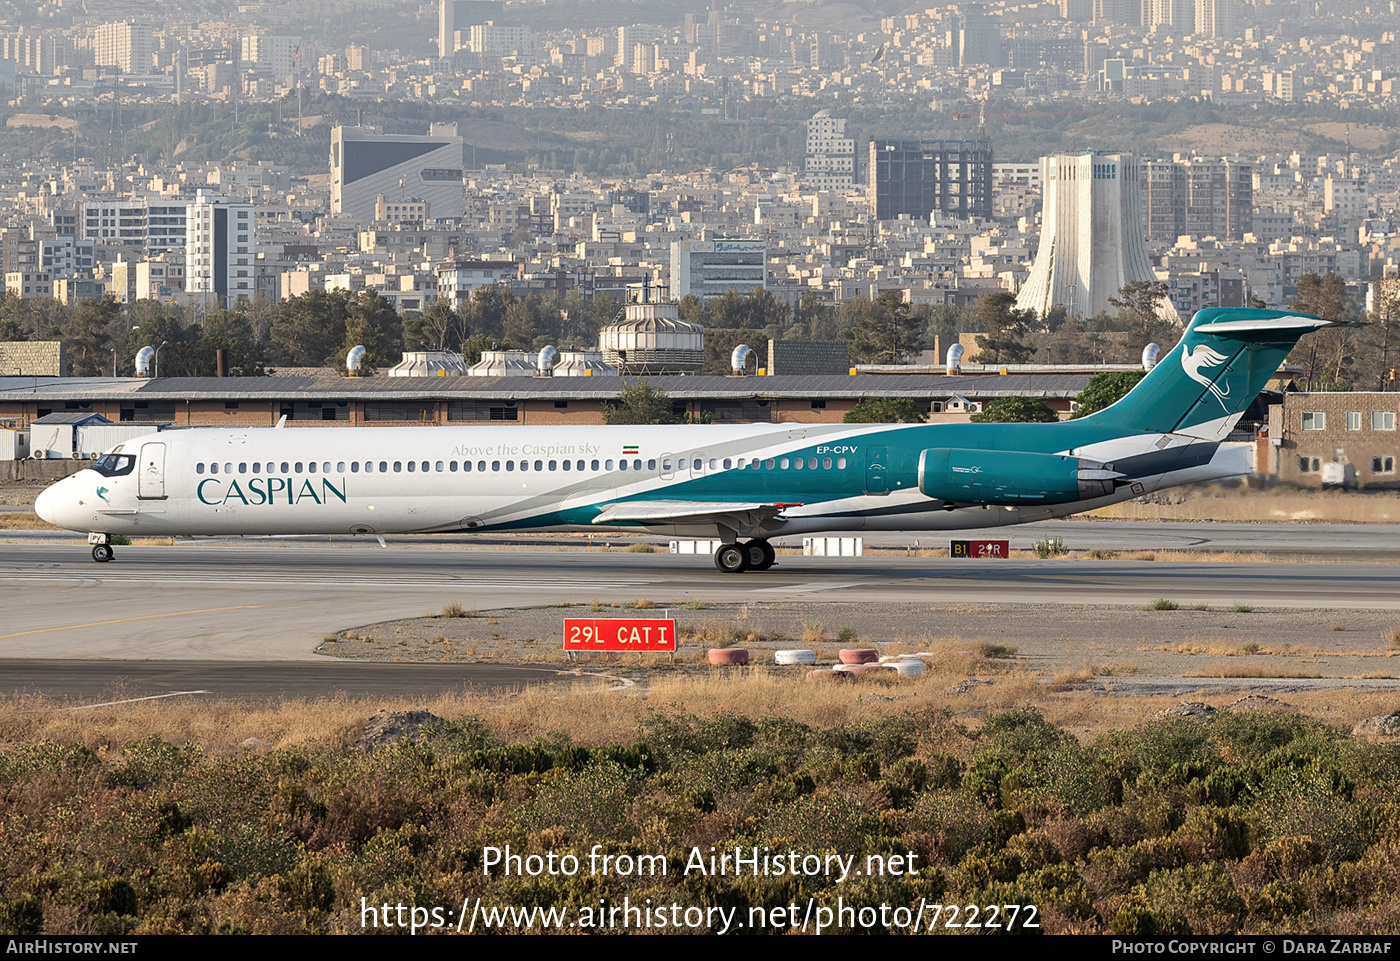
[918,448,1124,506]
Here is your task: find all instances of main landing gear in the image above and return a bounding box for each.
[714,539,776,574]
[89,533,114,563]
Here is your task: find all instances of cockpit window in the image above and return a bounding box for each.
[92,453,135,477]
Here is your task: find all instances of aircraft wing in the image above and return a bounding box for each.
[590,500,800,528]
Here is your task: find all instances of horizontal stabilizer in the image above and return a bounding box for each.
[1194,314,1345,338]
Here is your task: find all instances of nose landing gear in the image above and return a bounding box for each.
[88,533,114,563]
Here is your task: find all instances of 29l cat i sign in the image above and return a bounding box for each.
[564,618,677,652]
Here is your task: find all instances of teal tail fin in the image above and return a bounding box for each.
[1080,308,1333,438]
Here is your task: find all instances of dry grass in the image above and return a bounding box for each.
[632,598,657,610]
[1154,640,1299,656]
[5,668,1400,757]
[1388,625,1400,651]
[1083,485,1400,524]
[0,512,60,530]
[1184,667,1325,679]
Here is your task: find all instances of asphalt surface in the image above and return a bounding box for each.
[4,526,1400,699]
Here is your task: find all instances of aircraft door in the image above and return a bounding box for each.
[865,446,890,495]
[138,442,167,499]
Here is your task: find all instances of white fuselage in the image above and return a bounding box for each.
[35,422,1251,543]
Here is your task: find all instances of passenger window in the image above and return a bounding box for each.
[605,459,614,470]
[678,458,688,470]
[338,462,346,472]
[535,460,543,471]
[435,461,444,472]
[520,460,528,472]
[295,462,303,472]
[723,458,732,469]
[648,459,656,470]
[590,460,598,470]
[478,461,487,471]
[209,463,218,474]
[561,460,570,471]
[351,462,360,472]
[809,458,817,470]
[309,462,317,473]
[549,460,557,470]
[780,458,790,469]
[197,463,205,474]
[407,461,415,472]
[837,457,847,469]
[225,462,233,474]
[324,462,331,473]
[490,461,499,471]
[463,461,472,472]
[393,462,401,472]
[619,459,628,471]
[709,458,717,470]
[449,461,457,472]
[251,462,260,474]
[631,459,640,470]
[380,462,389,472]
[281,462,290,473]
[420,461,428,472]
[765,459,775,469]
[823,457,832,469]
[794,458,803,470]
[506,461,514,471]
[662,459,671,471]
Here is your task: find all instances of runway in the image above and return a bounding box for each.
[4,532,1400,664]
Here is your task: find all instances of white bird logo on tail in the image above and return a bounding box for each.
[1181,344,1233,408]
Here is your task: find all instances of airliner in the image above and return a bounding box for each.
[36,308,1330,572]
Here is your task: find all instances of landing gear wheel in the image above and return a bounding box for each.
[714,543,749,573]
[744,539,776,571]
[92,544,114,563]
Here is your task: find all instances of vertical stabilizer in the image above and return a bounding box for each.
[1079,308,1333,440]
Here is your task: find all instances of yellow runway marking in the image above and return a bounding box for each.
[0,605,267,640]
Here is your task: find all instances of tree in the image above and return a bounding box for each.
[847,290,924,364]
[405,302,464,351]
[843,397,928,423]
[602,381,681,425]
[63,296,122,376]
[971,291,1036,364]
[970,396,1059,423]
[1361,277,1400,391]
[1108,280,1173,350]
[1290,273,1350,390]
[1071,370,1146,419]
[343,291,404,374]
[270,290,350,367]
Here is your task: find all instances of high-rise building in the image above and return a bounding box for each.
[868,139,994,221]
[93,21,153,73]
[240,35,298,82]
[185,190,255,308]
[1015,152,1157,319]
[670,239,767,301]
[331,125,465,225]
[82,200,188,253]
[1194,0,1232,37]
[804,111,856,191]
[438,0,505,56]
[1142,158,1253,240]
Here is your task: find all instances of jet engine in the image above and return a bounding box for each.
[919,448,1125,506]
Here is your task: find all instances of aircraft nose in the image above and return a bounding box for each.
[35,477,77,529]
